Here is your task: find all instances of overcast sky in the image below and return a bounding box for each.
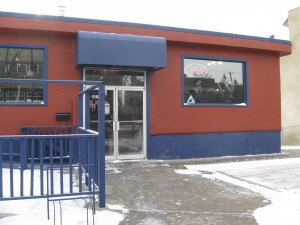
[0,0,299,40]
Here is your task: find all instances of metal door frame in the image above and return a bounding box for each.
[83,69,147,160]
[105,86,146,160]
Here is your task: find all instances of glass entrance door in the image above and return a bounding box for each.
[90,88,145,159]
[116,89,144,157]
[85,69,146,160]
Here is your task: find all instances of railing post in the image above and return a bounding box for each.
[20,139,26,197]
[9,140,14,197]
[86,92,91,130]
[98,83,106,208]
[0,141,2,198]
[78,94,83,128]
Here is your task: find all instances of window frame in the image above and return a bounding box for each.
[0,44,48,106]
[182,55,249,107]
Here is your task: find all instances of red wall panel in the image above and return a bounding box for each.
[0,17,285,137]
[150,42,281,135]
[0,30,80,135]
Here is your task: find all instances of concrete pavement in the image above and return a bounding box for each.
[104,150,300,224]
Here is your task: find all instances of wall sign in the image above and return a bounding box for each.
[186,95,196,104]
[185,63,207,78]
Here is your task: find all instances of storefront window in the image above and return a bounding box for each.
[0,46,46,104]
[183,56,247,106]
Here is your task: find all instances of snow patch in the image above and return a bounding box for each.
[161,163,171,167]
[106,166,122,174]
[138,217,167,225]
[174,169,201,175]
[94,211,125,225]
[0,169,125,225]
[107,204,130,213]
[180,158,300,225]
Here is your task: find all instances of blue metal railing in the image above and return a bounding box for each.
[20,126,77,160]
[78,83,106,208]
[46,164,96,221]
[20,126,76,136]
[0,79,106,208]
[0,133,99,200]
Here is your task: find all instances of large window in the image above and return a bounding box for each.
[0,46,46,104]
[183,56,247,106]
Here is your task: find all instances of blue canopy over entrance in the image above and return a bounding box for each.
[76,31,167,69]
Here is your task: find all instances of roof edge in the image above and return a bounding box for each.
[0,11,291,45]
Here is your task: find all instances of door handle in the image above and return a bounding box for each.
[113,121,120,131]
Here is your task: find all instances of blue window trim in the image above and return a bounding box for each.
[0,43,48,106]
[181,55,249,107]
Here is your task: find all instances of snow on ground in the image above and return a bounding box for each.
[0,198,126,225]
[0,169,126,225]
[3,157,300,224]
[175,158,300,225]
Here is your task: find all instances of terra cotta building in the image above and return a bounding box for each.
[0,11,291,160]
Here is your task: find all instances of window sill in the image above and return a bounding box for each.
[183,102,248,107]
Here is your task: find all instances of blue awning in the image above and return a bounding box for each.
[76,31,167,69]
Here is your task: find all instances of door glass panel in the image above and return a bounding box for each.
[90,90,98,131]
[118,90,143,155]
[85,69,144,86]
[89,89,115,156]
[105,90,114,156]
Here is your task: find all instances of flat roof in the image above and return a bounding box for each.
[0,11,291,56]
[0,11,290,45]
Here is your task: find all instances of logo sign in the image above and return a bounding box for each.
[186,95,195,104]
[185,63,207,78]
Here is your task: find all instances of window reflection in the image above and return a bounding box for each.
[85,69,144,86]
[0,47,44,103]
[183,58,245,105]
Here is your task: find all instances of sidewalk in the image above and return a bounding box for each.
[105,150,300,225]
[1,149,299,224]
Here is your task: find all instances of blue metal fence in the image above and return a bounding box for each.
[0,132,99,199]
[20,126,77,160]
[0,79,106,208]
[20,126,76,136]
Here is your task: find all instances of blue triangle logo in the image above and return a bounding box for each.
[187,95,195,104]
